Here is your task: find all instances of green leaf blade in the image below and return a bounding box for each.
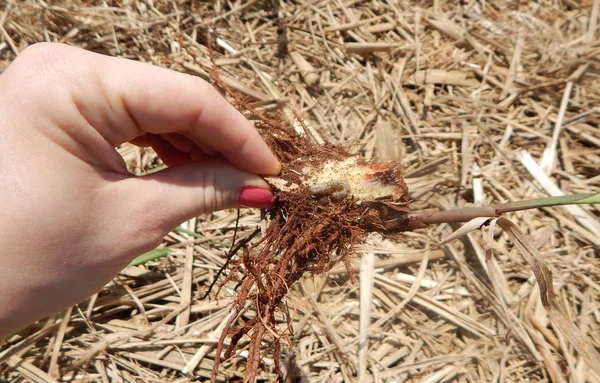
[128,248,170,267]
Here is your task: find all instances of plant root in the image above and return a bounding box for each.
[192,33,413,383]
[207,117,413,382]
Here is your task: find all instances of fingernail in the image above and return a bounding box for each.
[239,186,275,209]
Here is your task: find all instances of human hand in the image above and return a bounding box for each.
[0,43,280,338]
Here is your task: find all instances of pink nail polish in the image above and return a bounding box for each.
[239,186,275,209]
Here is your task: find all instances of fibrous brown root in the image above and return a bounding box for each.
[208,116,412,382]
[190,33,412,383]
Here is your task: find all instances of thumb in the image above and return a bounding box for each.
[113,160,275,236]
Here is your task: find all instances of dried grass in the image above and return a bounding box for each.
[2,0,600,382]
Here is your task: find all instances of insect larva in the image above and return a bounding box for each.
[308,180,351,201]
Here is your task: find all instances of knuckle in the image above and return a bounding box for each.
[188,74,213,90]
[190,75,222,104]
[11,43,90,88]
[228,130,251,154]
[102,180,169,252]
[135,223,168,251]
[3,43,97,106]
[124,203,170,251]
[17,42,76,70]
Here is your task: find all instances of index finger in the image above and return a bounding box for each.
[65,44,281,175]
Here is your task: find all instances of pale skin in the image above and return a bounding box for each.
[0,43,281,338]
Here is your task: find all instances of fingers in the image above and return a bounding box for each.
[93,47,281,175]
[131,134,214,166]
[112,160,275,240]
[146,134,194,166]
[162,133,195,154]
[11,43,281,176]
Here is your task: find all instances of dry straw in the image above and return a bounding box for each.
[1,1,600,382]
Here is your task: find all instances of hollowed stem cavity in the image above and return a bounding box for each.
[309,180,351,201]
